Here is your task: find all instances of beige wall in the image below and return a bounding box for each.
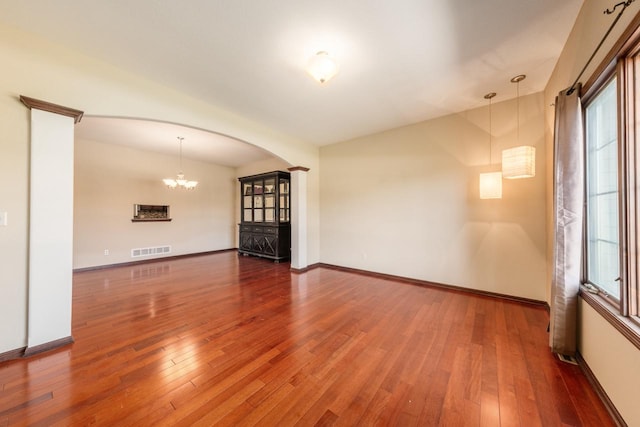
[578,301,640,427]
[320,93,546,301]
[74,139,237,269]
[544,1,640,424]
[0,93,29,354]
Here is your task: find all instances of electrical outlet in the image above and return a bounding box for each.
[0,211,6,226]
[104,249,109,256]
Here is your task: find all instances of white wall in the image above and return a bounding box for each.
[544,2,640,424]
[320,93,547,301]
[74,139,237,269]
[28,109,74,348]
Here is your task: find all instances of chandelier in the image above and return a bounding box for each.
[163,137,198,190]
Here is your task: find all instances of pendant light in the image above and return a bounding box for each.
[163,137,198,190]
[479,92,502,199]
[502,74,535,179]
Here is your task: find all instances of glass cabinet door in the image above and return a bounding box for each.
[243,182,252,196]
[243,182,253,222]
[240,173,290,224]
[264,178,275,223]
[264,178,275,194]
[253,179,264,222]
[279,178,290,222]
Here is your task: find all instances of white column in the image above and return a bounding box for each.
[22,97,82,354]
[289,167,309,270]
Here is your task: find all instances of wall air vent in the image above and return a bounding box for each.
[131,245,171,258]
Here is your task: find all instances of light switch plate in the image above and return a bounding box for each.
[0,211,6,226]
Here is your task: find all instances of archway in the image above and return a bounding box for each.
[21,101,311,356]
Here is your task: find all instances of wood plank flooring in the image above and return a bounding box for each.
[0,252,614,426]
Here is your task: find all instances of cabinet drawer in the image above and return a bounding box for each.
[241,225,277,234]
[245,226,277,234]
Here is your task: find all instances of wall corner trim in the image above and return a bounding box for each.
[20,95,84,124]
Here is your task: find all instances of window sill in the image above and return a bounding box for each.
[580,285,640,351]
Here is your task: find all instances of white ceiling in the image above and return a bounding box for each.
[1,0,583,162]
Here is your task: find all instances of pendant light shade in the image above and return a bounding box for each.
[307,51,339,84]
[502,74,535,179]
[479,92,502,199]
[502,145,536,179]
[480,171,503,199]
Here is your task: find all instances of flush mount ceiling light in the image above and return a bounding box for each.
[163,137,198,190]
[307,51,339,84]
[502,74,535,179]
[479,92,502,199]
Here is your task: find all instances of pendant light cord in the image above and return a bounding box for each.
[178,136,184,172]
[489,96,493,165]
[484,92,496,165]
[566,0,636,96]
[516,80,520,145]
[510,74,525,144]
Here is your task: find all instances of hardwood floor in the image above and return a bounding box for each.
[0,252,614,426]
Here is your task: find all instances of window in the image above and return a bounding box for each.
[581,31,640,340]
[584,78,620,301]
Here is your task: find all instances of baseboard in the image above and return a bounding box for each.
[575,352,626,427]
[73,248,236,273]
[23,336,74,358]
[290,263,321,274]
[314,263,549,308]
[0,346,26,363]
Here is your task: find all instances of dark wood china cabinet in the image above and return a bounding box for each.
[238,171,290,261]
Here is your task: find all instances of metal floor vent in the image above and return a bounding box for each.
[131,245,171,258]
[557,353,578,365]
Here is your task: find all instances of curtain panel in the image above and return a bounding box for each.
[550,86,584,355]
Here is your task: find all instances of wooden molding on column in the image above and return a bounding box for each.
[20,95,84,124]
[288,166,310,172]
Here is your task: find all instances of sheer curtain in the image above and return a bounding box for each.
[550,86,584,355]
